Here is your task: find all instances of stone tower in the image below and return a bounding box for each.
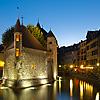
[47,29,58,80]
[14,18,22,80]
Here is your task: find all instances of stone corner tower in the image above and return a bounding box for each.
[47,29,58,80]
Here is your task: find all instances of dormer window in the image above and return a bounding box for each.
[16,49,19,56]
[16,34,19,41]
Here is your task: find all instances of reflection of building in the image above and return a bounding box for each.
[3,81,57,100]
[2,17,58,88]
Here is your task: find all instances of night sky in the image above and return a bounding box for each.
[0,0,100,47]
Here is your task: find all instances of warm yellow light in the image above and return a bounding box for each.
[41,80,47,84]
[85,66,94,69]
[0,61,4,67]
[16,34,19,41]
[97,63,99,66]
[23,81,31,87]
[59,78,61,95]
[75,68,77,71]
[70,79,73,97]
[39,76,45,78]
[16,49,19,56]
[95,92,99,100]
[32,63,34,68]
[70,65,73,68]
[59,77,62,81]
[80,65,84,69]
[59,65,61,67]
[80,81,83,100]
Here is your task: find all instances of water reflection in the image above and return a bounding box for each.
[0,77,99,100]
[3,81,57,100]
[95,92,99,100]
[70,79,73,99]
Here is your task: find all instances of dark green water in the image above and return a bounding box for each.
[0,76,99,100]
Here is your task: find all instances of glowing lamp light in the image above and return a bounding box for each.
[41,80,47,84]
[39,76,45,79]
[70,65,73,68]
[97,63,99,66]
[75,69,77,71]
[59,65,61,67]
[0,61,4,67]
[80,65,84,69]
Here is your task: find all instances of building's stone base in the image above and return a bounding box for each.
[2,78,54,88]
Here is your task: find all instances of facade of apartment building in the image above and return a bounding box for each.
[86,31,100,72]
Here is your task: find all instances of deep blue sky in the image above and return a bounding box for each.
[0,0,100,47]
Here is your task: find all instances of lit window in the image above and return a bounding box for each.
[32,63,34,68]
[0,61,4,67]
[21,34,22,41]
[21,49,22,56]
[16,34,19,41]
[8,63,9,68]
[16,49,19,56]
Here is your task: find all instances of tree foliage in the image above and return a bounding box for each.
[2,26,15,46]
[2,24,47,48]
[27,24,47,48]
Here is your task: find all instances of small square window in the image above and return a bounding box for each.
[8,63,9,68]
[32,63,34,68]
[16,49,19,56]
[49,42,52,44]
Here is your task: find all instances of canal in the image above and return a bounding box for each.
[0,76,99,100]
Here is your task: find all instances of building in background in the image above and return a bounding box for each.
[86,30,100,72]
[78,40,86,66]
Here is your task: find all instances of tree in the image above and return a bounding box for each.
[27,24,47,48]
[2,24,47,48]
[2,26,15,46]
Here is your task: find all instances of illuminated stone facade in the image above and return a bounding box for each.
[2,18,58,88]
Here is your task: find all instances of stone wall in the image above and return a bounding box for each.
[18,47,48,80]
[3,48,16,80]
[47,37,57,80]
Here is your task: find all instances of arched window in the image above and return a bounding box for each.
[16,34,19,41]
[16,49,19,56]
[32,63,34,68]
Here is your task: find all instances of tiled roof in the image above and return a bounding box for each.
[6,19,46,51]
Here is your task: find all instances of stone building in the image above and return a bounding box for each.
[58,44,78,67]
[76,40,86,66]
[2,18,58,88]
[86,30,100,72]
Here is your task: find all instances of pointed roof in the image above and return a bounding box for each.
[46,29,58,45]
[36,21,47,38]
[46,29,55,38]
[14,18,20,32]
[6,19,46,51]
